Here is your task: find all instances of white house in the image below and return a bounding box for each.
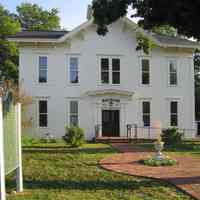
[9,12,199,140]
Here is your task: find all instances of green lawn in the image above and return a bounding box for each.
[6,142,195,200]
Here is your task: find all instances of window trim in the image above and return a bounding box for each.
[38,99,48,128]
[140,57,151,86]
[68,100,79,126]
[168,59,178,86]
[99,56,121,85]
[68,55,80,85]
[38,55,48,84]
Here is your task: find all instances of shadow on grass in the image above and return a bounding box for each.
[23,147,115,155]
[7,178,165,191]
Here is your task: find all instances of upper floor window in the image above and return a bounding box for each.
[142,101,151,127]
[170,101,178,126]
[39,56,47,83]
[141,59,150,85]
[101,57,120,84]
[101,58,109,84]
[69,57,79,84]
[69,101,78,126]
[39,100,48,128]
[169,60,177,86]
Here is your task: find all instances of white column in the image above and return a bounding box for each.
[0,97,6,200]
[97,104,102,137]
[16,103,23,192]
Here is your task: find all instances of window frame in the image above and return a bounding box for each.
[170,101,178,127]
[38,56,48,83]
[99,56,121,85]
[69,100,79,126]
[140,57,151,86]
[168,59,178,86]
[142,101,151,127]
[68,56,80,84]
[38,99,48,128]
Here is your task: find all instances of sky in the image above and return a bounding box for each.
[0,0,138,30]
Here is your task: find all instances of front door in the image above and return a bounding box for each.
[102,110,120,137]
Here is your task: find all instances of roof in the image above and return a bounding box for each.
[153,33,198,48]
[8,18,199,49]
[8,31,68,39]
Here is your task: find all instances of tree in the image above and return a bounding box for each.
[0,5,20,82]
[152,25,177,37]
[194,50,200,120]
[16,3,60,31]
[92,0,200,39]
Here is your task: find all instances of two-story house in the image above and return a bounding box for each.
[9,13,198,140]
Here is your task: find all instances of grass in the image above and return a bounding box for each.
[6,142,195,200]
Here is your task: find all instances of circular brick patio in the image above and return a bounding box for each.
[100,143,200,200]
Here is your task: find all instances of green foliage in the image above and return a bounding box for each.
[92,0,200,40]
[194,49,200,120]
[141,157,177,167]
[40,138,57,144]
[136,32,156,54]
[16,3,60,31]
[22,135,38,146]
[0,6,20,38]
[152,25,177,37]
[0,5,20,82]
[63,126,85,147]
[161,128,183,146]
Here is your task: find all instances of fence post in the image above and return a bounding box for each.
[134,124,138,139]
[16,103,23,192]
[0,97,6,200]
[148,126,151,139]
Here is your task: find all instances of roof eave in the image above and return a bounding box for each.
[8,38,58,43]
[160,43,199,49]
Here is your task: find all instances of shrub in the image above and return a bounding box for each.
[161,128,183,146]
[40,133,57,144]
[140,157,177,167]
[40,138,48,143]
[22,135,38,146]
[63,126,85,147]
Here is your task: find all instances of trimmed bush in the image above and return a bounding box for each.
[140,157,177,167]
[161,128,183,146]
[22,135,38,146]
[63,126,85,147]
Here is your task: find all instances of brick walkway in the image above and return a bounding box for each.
[100,143,200,200]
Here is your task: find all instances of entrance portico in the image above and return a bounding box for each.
[86,89,134,138]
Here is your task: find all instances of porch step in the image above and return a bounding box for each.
[96,137,130,143]
[95,137,156,143]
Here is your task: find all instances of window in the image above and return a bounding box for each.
[39,100,48,127]
[170,101,178,126]
[69,101,78,126]
[112,58,120,84]
[169,60,177,85]
[142,101,150,127]
[101,58,109,84]
[69,57,79,84]
[141,59,150,85]
[100,57,120,84]
[39,56,47,83]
